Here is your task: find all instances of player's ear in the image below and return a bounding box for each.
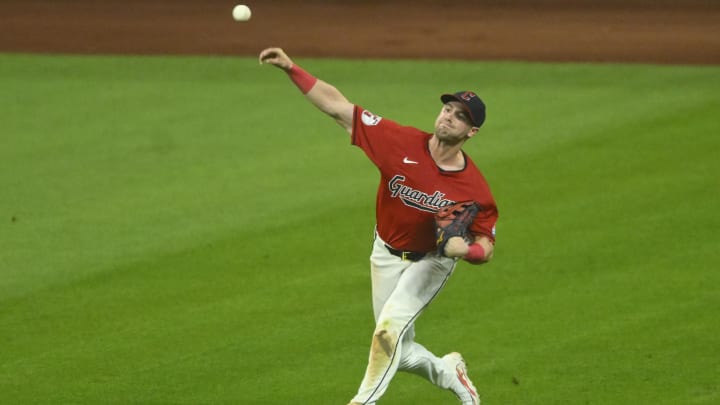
[466,127,480,139]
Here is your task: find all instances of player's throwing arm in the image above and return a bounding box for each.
[259,47,354,133]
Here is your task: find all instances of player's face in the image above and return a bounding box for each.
[434,102,477,143]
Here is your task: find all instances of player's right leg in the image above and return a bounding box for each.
[348,233,412,404]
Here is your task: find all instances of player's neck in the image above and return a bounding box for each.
[429,137,465,171]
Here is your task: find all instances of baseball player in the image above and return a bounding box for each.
[259,47,498,405]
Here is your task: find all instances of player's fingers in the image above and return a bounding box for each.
[260,55,283,67]
[259,47,284,63]
[258,48,276,64]
[261,57,286,69]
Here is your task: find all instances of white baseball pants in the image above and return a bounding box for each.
[350,232,459,404]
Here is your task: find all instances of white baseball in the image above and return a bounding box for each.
[232,5,252,22]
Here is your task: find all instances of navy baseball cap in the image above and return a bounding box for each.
[440,91,486,127]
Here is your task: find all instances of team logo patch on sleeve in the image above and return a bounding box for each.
[361,110,382,126]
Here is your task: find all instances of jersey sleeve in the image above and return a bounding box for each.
[350,106,400,168]
[470,202,498,243]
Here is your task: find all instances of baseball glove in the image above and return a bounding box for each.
[435,200,481,256]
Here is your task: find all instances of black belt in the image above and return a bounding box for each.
[384,244,426,262]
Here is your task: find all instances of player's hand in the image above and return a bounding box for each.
[259,47,294,71]
[443,236,494,263]
[443,236,469,258]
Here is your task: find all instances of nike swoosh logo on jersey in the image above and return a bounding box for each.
[403,157,419,164]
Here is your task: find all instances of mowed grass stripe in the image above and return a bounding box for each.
[2,206,373,403]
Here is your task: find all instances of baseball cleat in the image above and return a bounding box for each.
[442,352,480,405]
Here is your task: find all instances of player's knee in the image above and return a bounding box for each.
[372,328,396,357]
[373,328,391,341]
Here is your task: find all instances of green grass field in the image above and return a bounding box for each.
[1,53,719,404]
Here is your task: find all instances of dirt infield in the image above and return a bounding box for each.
[1,0,719,64]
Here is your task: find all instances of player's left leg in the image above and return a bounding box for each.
[398,333,451,387]
[399,327,480,404]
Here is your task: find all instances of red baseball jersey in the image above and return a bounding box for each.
[351,106,498,253]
